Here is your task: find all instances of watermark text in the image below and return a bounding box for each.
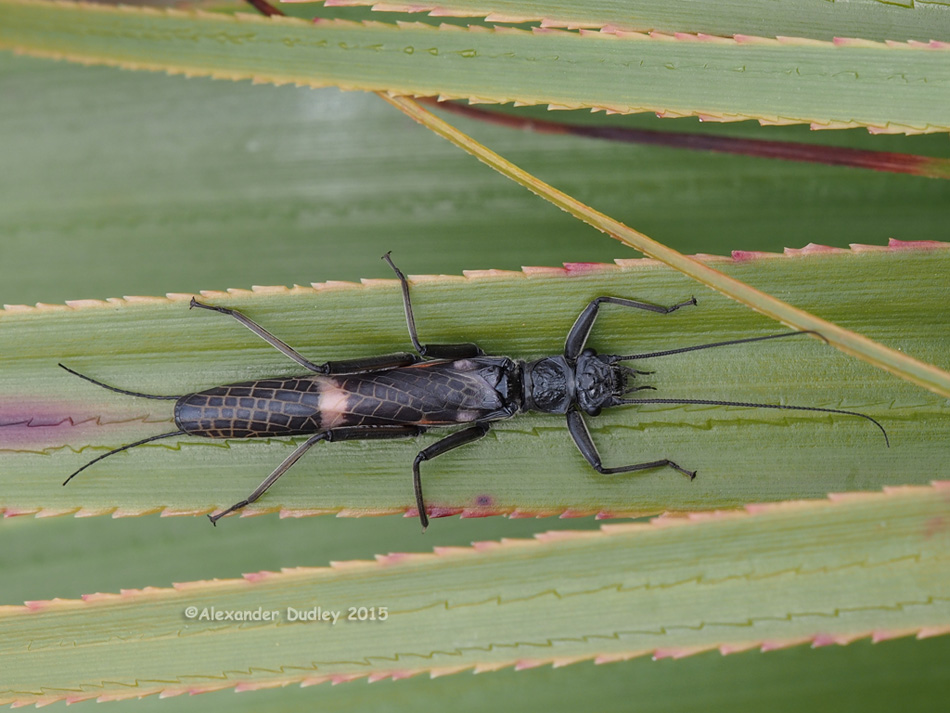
[183,605,388,624]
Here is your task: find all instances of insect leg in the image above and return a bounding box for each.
[564,295,697,360]
[382,252,484,359]
[566,410,696,479]
[209,425,425,525]
[190,298,326,372]
[190,298,420,374]
[413,423,491,531]
[321,352,421,374]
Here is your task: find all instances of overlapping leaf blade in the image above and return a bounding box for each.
[307,0,950,42]
[2,0,950,131]
[2,484,947,706]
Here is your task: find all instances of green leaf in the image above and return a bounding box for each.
[3,52,947,305]
[3,507,949,710]
[2,248,948,519]
[1,14,949,712]
[2,483,947,705]
[309,0,950,42]
[2,0,950,131]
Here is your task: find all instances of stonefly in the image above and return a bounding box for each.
[60,254,888,530]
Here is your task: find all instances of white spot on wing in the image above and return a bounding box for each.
[318,379,350,429]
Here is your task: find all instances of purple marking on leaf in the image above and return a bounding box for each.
[888,238,950,251]
[475,494,494,507]
[564,262,612,275]
[0,400,164,450]
[460,508,496,519]
[730,250,760,262]
[419,506,464,520]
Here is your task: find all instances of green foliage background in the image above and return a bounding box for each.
[1,1,949,709]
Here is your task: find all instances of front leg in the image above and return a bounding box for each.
[382,253,484,360]
[564,295,697,360]
[565,410,696,479]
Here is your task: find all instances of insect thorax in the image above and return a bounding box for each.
[521,351,626,416]
[522,356,575,414]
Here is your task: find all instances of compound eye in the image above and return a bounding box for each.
[585,405,602,417]
[582,347,597,356]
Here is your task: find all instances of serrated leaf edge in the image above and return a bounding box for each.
[3,0,950,133]
[3,480,945,615]
[2,239,945,315]
[3,481,948,705]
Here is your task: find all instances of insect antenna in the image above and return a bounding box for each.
[613,331,826,362]
[614,397,889,447]
[59,364,180,400]
[63,430,186,486]
[59,364,185,484]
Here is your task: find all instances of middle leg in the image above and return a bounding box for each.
[412,422,492,531]
[382,252,484,360]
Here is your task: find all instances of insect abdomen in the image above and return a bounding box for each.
[175,377,330,438]
[174,358,519,439]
